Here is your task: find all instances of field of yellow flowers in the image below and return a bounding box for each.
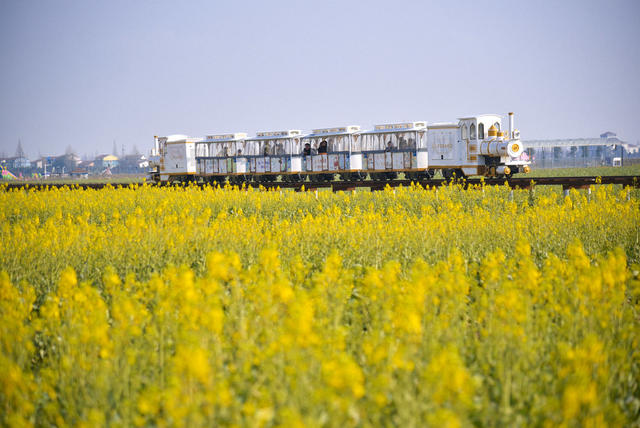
[1,182,639,427]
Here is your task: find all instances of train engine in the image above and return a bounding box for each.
[428,112,530,178]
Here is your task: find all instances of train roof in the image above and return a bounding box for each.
[428,122,458,129]
[162,135,203,143]
[304,125,360,138]
[201,133,248,143]
[246,130,303,141]
[361,121,427,134]
[458,114,502,121]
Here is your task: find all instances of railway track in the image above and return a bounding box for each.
[2,175,639,192]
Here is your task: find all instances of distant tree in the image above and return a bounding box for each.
[65,145,76,155]
[15,140,26,158]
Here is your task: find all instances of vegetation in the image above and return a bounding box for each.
[515,163,640,178]
[1,183,639,426]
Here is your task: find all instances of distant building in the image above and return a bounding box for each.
[77,160,95,170]
[51,153,81,174]
[95,154,119,169]
[0,156,31,169]
[32,158,47,170]
[70,168,89,178]
[118,154,148,173]
[523,132,631,168]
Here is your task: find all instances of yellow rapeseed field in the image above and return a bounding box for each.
[1,182,639,427]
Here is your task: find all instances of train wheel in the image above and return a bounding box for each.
[454,169,466,179]
[349,171,365,181]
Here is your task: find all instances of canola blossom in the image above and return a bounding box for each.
[1,182,639,427]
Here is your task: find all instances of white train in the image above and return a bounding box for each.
[149,112,530,183]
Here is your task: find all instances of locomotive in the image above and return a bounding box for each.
[148,112,530,183]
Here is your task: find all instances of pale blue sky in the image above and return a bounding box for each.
[1,0,638,158]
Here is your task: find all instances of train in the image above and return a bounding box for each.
[148,112,530,184]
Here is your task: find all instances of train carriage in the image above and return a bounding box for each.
[359,122,428,180]
[195,133,248,182]
[243,130,302,182]
[153,134,202,183]
[299,126,361,181]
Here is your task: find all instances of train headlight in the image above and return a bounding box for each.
[507,140,524,157]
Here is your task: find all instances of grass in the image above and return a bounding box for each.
[3,165,638,187]
[515,164,640,178]
[4,174,147,185]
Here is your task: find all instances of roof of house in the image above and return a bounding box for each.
[95,154,119,161]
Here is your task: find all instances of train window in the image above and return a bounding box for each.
[362,135,371,151]
[244,141,255,156]
[371,134,378,151]
[397,133,407,149]
[461,125,468,139]
[327,137,335,152]
[470,123,476,139]
[351,135,361,152]
[416,131,426,149]
[263,140,274,155]
[196,143,208,157]
[478,123,485,139]
[493,122,500,131]
[364,133,387,151]
[382,134,390,151]
[290,138,301,155]
[397,132,415,149]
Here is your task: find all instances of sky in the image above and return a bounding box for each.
[1,0,639,159]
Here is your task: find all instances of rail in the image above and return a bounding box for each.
[1,176,639,192]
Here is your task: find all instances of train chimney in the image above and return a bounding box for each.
[508,112,514,139]
[153,136,159,156]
